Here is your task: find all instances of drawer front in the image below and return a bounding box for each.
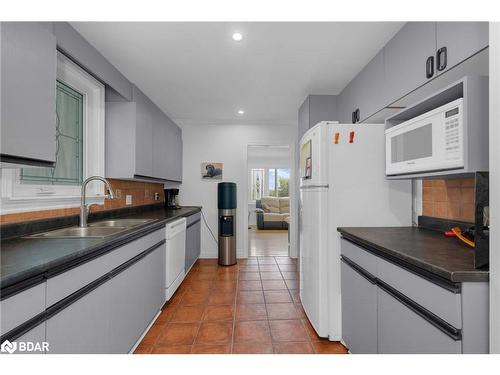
[10,323,47,354]
[0,283,46,336]
[340,239,377,275]
[46,228,164,306]
[377,256,462,328]
[378,288,462,354]
[186,212,201,226]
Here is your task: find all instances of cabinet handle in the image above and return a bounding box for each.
[351,111,356,124]
[355,108,360,123]
[426,56,434,79]
[436,47,447,71]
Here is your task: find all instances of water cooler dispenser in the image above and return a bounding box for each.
[218,182,237,266]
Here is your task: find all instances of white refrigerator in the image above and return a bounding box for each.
[299,121,411,341]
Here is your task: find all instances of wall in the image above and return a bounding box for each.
[489,22,500,354]
[179,124,297,258]
[0,179,165,224]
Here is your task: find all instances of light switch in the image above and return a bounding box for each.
[126,195,132,205]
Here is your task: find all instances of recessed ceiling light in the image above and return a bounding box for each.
[237,109,245,115]
[232,32,243,41]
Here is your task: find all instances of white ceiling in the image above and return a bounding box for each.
[71,22,404,126]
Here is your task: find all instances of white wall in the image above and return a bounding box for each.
[489,22,500,354]
[179,124,297,258]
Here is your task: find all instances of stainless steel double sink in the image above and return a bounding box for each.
[28,218,155,239]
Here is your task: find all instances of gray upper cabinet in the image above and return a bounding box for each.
[384,22,436,106]
[106,85,183,182]
[298,95,338,140]
[0,22,57,167]
[435,22,489,75]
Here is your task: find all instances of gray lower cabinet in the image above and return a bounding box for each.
[340,261,377,354]
[11,323,47,354]
[106,84,183,182]
[436,22,489,75]
[0,22,57,166]
[46,240,165,354]
[185,213,201,272]
[377,288,461,354]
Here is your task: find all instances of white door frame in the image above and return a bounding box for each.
[243,143,297,258]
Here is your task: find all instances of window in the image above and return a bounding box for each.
[250,169,264,201]
[249,168,290,201]
[1,53,105,214]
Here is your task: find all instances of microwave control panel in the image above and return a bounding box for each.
[444,108,461,161]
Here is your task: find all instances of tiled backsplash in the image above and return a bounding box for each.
[421,177,475,223]
[0,179,165,224]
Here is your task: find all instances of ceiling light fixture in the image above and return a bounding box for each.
[232,32,243,41]
[237,109,245,115]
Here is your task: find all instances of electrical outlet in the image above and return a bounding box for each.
[115,189,122,199]
[154,192,160,201]
[125,195,132,205]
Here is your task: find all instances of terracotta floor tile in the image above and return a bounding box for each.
[269,320,309,342]
[168,290,185,305]
[262,279,288,290]
[213,281,237,292]
[258,258,277,265]
[216,273,238,281]
[185,281,214,293]
[151,344,192,354]
[156,306,177,325]
[238,280,263,291]
[266,303,300,320]
[264,290,292,304]
[195,322,233,345]
[285,279,299,290]
[232,342,274,354]
[157,323,199,346]
[278,264,297,272]
[239,272,261,280]
[235,304,267,321]
[134,342,152,354]
[203,305,235,321]
[191,344,231,354]
[311,341,348,354]
[217,265,238,274]
[191,273,217,281]
[208,291,236,305]
[281,272,298,280]
[179,291,210,306]
[258,265,280,272]
[140,323,164,346]
[290,289,301,303]
[237,290,265,304]
[260,272,283,280]
[302,319,323,341]
[170,305,205,322]
[273,342,314,354]
[238,259,259,265]
[294,303,307,319]
[197,259,218,265]
[239,265,259,272]
[275,257,297,264]
[234,321,272,343]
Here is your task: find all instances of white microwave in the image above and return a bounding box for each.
[385,98,464,176]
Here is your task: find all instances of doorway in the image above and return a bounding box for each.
[246,145,292,257]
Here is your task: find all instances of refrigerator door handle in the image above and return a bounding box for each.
[300,184,329,190]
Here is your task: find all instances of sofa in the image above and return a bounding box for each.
[255,196,290,230]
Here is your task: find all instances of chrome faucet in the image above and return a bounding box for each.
[79,176,116,228]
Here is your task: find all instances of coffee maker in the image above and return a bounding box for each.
[164,188,180,209]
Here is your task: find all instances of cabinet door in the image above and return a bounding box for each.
[357,50,387,122]
[164,118,183,182]
[384,22,436,105]
[377,288,461,354]
[185,218,201,272]
[152,110,169,180]
[341,261,377,353]
[436,22,488,74]
[337,76,360,123]
[11,323,47,354]
[133,88,153,177]
[0,22,56,165]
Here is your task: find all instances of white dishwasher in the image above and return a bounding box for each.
[165,218,187,301]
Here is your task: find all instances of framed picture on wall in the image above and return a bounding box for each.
[201,162,223,180]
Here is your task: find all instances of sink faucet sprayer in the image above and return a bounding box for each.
[80,176,116,227]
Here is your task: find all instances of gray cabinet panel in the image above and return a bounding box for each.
[134,87,154,177]
[357,50,387,122]
[298,96,310,141]
[384,22,436,106]
[0,283,46,335]
[436,22,488,74]
[341,262,377,354]
[377,287,461,354]
[1,22,56,164]
[298,95,338,140]
[340,239,377,275]
[185,216,201,272]
[12,323,47,354]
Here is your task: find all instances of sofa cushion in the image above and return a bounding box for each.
[263,213,286,222]
[261,197,280,213]
[279,197,290,214]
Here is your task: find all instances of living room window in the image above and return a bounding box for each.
[268,168,290,197]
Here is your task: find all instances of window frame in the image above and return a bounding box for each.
[1,53,106,214]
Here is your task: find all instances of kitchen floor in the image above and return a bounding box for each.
[134,256,348,354]
[248,227,289,257]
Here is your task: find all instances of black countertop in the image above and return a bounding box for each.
[337,226,489,283]
[0,206,201,293]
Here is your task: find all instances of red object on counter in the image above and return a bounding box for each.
[349,131,355,143]
[444,230,456,237]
